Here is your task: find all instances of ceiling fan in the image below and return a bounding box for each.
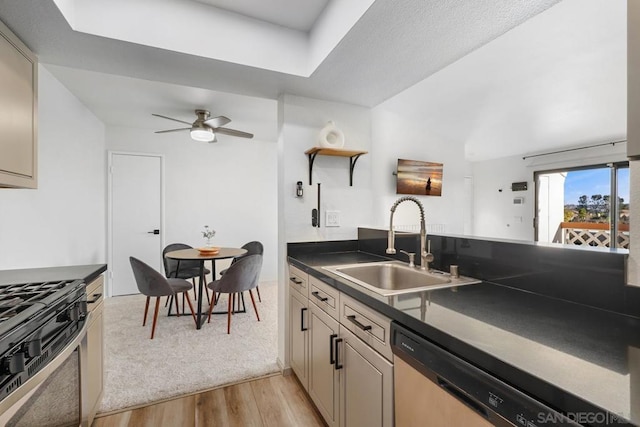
[152,109,253,143]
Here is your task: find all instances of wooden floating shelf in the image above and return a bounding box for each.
[304,147,368,186]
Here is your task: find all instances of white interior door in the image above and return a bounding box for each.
[109,152,163,296]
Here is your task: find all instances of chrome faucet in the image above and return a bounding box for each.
[386,196,434,270]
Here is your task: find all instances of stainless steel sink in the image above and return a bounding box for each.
[323,261,481,296]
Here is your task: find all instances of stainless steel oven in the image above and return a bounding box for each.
[0,280,88,427]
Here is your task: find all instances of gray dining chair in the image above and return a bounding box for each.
[130,256,197,339]
[163,243,212,303]
[206,254,263,334]
[219,241,264,302]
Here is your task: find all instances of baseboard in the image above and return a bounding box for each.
[277,357,293,376]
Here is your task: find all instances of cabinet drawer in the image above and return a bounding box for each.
[340,293,392,361]
[86,275,104,313]
[309,275,339,320]
[288,264,309,299]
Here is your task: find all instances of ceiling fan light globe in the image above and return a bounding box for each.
[190,128,215,142]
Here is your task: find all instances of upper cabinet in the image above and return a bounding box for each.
[0,19,37,188]
[628,1,640,159]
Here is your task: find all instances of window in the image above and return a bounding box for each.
[535,162,630,249]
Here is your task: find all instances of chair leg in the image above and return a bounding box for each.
[165,296,169,307]
[227,294,232,334]
[231,293,236,315]
[249,290,260,321]
[201,271,211,305]
[256,286,261,303]
[151,297,161,339]
[143,296,150,326]
[239,292,246,312]
[184,292,197,327]
[192,278,198,300]
[207,288,216,323]
[173,294,181,317]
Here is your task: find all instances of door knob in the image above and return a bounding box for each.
[147,229,160,235]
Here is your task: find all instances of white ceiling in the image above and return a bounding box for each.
[44,65,279,142]
[0,0,625,162]
[192,0,329,32]
[0,0,561,106]
[380,0,627,162]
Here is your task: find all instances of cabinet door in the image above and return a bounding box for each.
[309,303,340,427]
[289,288,309,390]
[84,306,104,427]
[339,326,393,427]
[0,20,37,188]
[395,357,492,427]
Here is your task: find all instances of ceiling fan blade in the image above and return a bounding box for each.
[214,127,254,139]
[155,128,191,134]
[152,113,193,126]
[204,116,231,128]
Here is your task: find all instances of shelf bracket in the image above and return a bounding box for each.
[307,152,319,185]
[349,154,363,186]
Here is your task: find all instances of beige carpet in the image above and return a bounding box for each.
[99,281,279,414]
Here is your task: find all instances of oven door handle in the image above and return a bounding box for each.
[0,313,91,416]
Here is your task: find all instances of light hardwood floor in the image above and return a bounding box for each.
[92,374,325,427]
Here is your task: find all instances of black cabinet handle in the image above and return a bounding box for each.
[312,291,328,302]
[289,277,302,285]
[329,334,338,364]
[334,338,343,370]
[301,308,308,331]
[87,293,102,304]
[147,229,160,235]
[346,315,372,331]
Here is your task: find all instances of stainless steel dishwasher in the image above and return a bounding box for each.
[391,322,581,427]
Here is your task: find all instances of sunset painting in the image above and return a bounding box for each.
[396,159,443,196]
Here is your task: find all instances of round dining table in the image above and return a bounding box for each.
[165,247,247,329]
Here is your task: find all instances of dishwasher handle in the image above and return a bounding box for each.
[437,376,489,419]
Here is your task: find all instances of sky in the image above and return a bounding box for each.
[564,167,630,205]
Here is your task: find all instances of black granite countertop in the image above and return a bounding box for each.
[0,264,107,286]
[288,250,640,426]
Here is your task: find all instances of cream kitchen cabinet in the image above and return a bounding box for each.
[0,19,37,189]
[289,287,309,389]
[81,275,104,427]
[288,262,394,427]
[339,326,393,427]
[308,301,341,427]
[289,264,310,390]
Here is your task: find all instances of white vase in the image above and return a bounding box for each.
[317,121,345,149]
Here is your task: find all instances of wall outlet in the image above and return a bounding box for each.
[326,210,340,227]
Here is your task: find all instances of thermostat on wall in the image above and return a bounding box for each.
[511,181,528,191]
[513,197,525,205]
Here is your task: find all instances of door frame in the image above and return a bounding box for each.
[107,151,165,297]
[533,161,629,245]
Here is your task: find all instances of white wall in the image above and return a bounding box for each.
[471,155,536,241]
[277,93,373,368]
[0,65,107,269]
[370,107,471,235]
[280,94,373,242]
[105,125,278,281]
[471,143,627,241]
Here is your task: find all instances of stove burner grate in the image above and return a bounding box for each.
[0,281,79,322]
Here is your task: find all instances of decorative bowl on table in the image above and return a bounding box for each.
[197,247,220,255]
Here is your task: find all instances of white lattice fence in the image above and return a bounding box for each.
[564,229,629,249]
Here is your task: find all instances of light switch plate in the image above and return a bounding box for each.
[326,210,340,227]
